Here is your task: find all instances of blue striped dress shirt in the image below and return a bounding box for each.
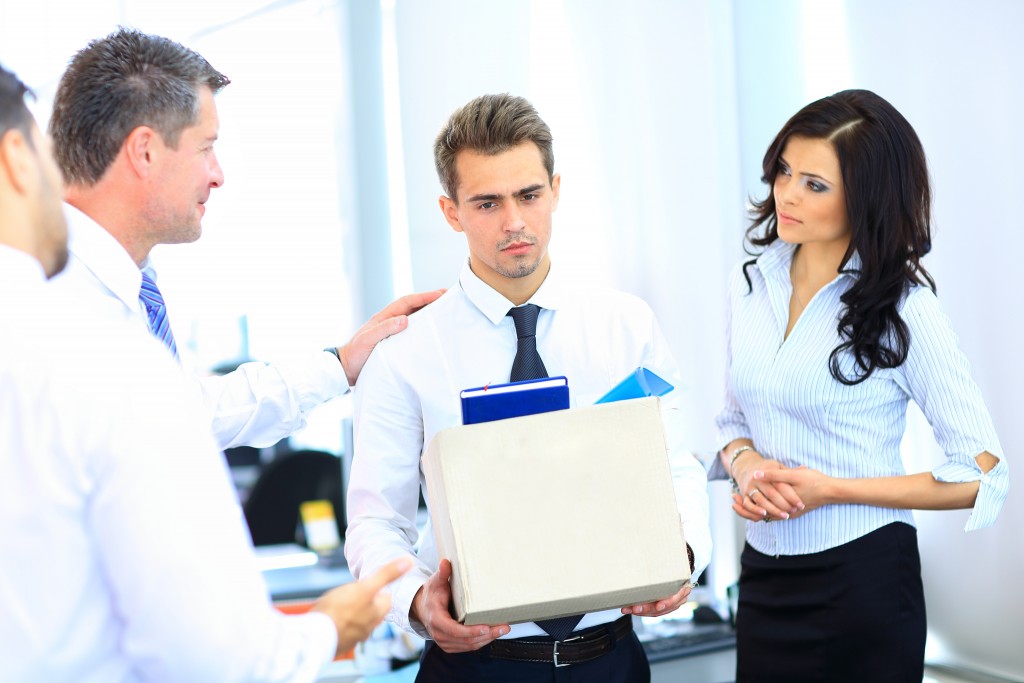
[715,240,1007,556]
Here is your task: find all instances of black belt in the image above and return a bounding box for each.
[486,615,633,667]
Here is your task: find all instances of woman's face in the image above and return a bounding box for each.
[773,135,850,249]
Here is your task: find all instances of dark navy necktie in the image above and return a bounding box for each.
[139,271,179,359]
[507,304,582,641]
[507,304,548,381]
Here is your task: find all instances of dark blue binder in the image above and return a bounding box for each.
[460,376,570,425]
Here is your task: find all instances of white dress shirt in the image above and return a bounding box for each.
[715,240,1007,557]
[50,204,349,449]
[346,260,712,640]
[0,245,336,682]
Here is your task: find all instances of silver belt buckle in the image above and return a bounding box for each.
[552,634,584,667]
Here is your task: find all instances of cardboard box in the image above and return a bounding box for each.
[422,397,689,626]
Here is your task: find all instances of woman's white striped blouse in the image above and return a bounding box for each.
[715,240,1007,557]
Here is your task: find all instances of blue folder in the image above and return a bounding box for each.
[460,376,570,425]
[595,367,674,404]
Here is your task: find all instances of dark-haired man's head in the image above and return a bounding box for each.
[0,64,68,277]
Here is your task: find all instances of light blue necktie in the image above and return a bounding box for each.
[139,271,179,359]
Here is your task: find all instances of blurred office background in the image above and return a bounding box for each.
[1,0,1020,679]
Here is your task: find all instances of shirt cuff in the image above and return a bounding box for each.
[295,610,340,667]
[681,515,712,583]
[932,454,1009,531]
[388,567,432,638]
[315,350,351,396]
[323,348,355,394]
[706,456,728,481]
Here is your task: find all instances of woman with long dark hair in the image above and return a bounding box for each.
[714,89,1008,682]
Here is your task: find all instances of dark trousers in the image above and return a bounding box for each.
[415,630,650,683]
[736,522,926,683]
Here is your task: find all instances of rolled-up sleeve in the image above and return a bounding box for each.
[897,287,1008,530]
[933,458,1008,530]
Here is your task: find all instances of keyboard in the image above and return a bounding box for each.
[640,624,736,662]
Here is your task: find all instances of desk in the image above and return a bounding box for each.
[263,559,737,683]
[264,561,352,601]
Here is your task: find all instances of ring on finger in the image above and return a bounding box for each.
[748,488,760,498]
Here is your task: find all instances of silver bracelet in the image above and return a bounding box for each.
[729,445,755,493]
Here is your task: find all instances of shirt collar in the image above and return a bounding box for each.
[755,239,797,281]
[65,203,146,309]
[0,244,46,288]
[458,258,566,325]
[756,238,862,282]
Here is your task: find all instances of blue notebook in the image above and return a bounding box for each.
[460,376,570,425]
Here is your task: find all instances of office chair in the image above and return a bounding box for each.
[242,449,344,547]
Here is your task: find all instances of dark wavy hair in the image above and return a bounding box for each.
[744,89,935,385]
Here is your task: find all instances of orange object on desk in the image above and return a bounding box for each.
[274,600,355,660]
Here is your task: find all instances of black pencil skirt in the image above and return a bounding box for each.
[736,522,926,683]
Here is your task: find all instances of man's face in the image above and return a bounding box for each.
[440,141,559,299]
[29,124,69,277]
[144,85,223,245]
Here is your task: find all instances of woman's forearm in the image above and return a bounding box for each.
[828,452,1000,511]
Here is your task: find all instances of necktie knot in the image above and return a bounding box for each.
[139,271,179,359]
[139,272,164,309]
[507,303,541,340]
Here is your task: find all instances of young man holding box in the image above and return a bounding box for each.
[345,93,711,683]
